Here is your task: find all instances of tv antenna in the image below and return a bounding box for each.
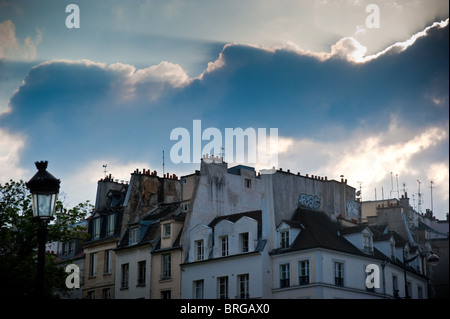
[103,164,108,177]
[430,181,434,214]
[356,181,363,201]
[417,179,422,214]
[162,150,165,176]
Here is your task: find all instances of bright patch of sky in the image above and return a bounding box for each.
[0,0,448,219]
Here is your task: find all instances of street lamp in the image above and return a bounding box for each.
[402,249,439,299]
[26,161,60,298]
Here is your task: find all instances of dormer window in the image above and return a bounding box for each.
[129,227,140,245]
[195,240,204,261]
[281,230,289,249]
[106,213,115,236]
[363,235,373,254]
[163,223,171,238]
[390,242,396,260]
[92,218,100,240]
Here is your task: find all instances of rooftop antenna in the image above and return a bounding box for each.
[430,181,434,214]
[374,187,377,201]
[417,179,422,214]
[396,174,400,198]
[162,150,165,176]
[390,172,394,199]
[103,164,108,177]
[357,181,363,201]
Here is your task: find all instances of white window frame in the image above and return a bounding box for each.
[106,213,115,236]
[104,249,111,274]
[280,230,289,249]
[220,236,229,256]
[195,240,204,261]
[89,252,97,277]
[163,223,171,238]
[334,261,344,286]
[194,280,204,299]
[280,263,290,288]
[218,276,229,299]
[238,274,250,299]
[298,259,310,285]
[92,218,100,240]
[240,232,249,253]
[129,227,140,245]
[162,253,171,279]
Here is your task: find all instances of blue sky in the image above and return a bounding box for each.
[0,0,448,220]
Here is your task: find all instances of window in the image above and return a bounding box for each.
[221,236,229,256]
[69,241,74,254]
[240,233,249,253]
[92,218,100,240]
[281,230,289,249]
[62,242,68,255]
[121,263,129,289]
[298,260,310,285]
[418,285,423,299]
[104,249,112,274]
[218,276,229,299]
[390,242,396,260]
[245,179,251,188]
[106,214,115,236]
[238,274,249,299]
[129,227,140,245]
[334,262,344,286]
[363,235,373,254]
[102,288,110,299]
[392,275,399,298]
[89,253,97,277]
[280,263,290,288]
[137,260,146,286]
[163,223,171,238]
[194,280,204,299]
[162,254,171,279]
[195,240,204,261]
[87,290,95,299]
[161,290,171,299]
[407,281,412,298]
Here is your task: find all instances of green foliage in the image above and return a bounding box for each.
[0,179,92,298]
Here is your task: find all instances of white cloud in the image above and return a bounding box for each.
[0,20,43,61]
[277,121,449,219]
[0,128,28,182]
[0,20,18,59]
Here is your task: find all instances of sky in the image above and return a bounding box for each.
[0,0,448,220]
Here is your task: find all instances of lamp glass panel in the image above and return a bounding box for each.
[32,193,57,218]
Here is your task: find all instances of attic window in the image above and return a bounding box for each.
[280,230,289,249]
[363,235,373,254]
[163,223,171,238]
[129,227,140,245]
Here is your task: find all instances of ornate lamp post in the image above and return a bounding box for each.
[402,249,439,299]
[26,161,60,298]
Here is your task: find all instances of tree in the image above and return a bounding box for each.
[0,179,92,298]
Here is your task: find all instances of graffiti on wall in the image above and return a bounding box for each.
[298,193,321,210]
[347,201,359,216]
